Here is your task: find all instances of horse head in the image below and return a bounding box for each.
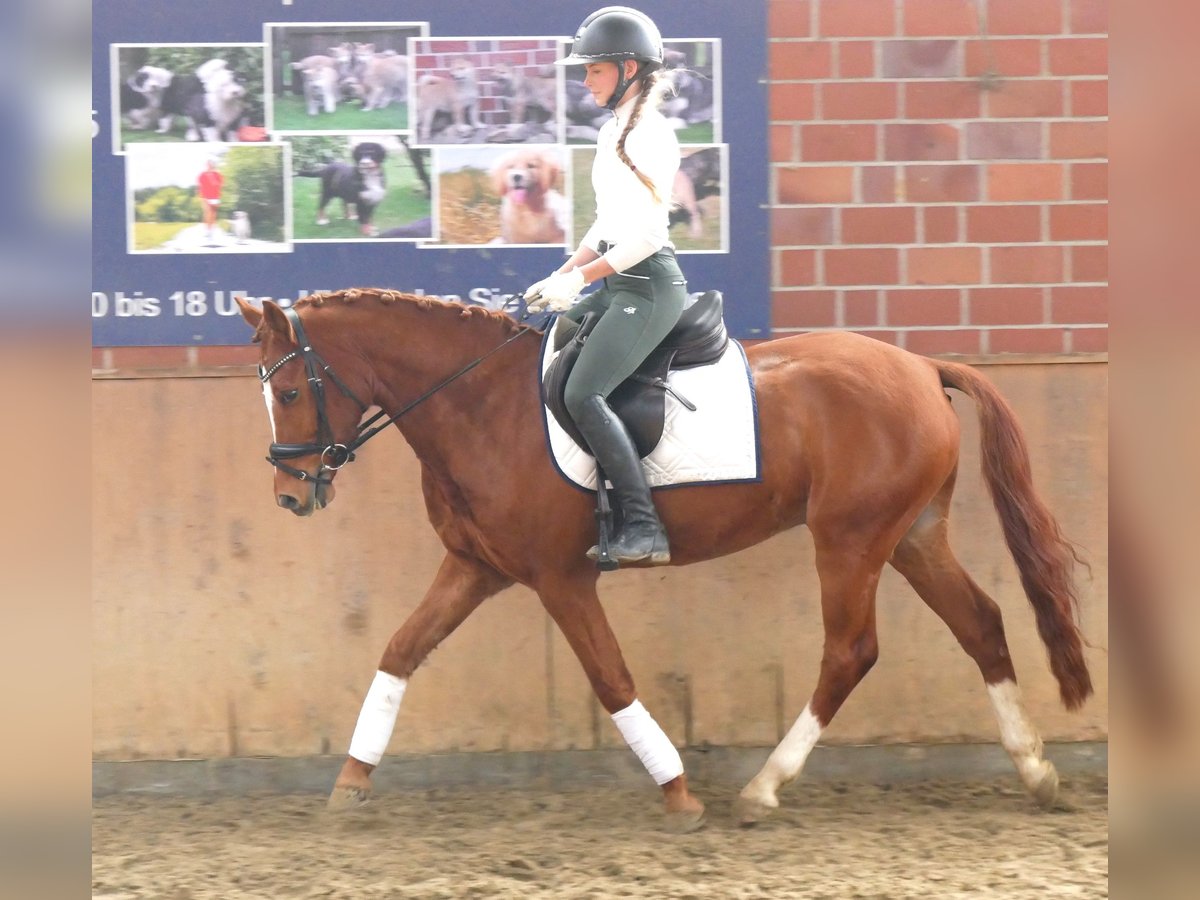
[238,297,371,516]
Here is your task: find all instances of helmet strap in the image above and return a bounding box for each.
[604,61,640,110]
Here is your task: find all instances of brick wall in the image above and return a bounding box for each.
[768,0,1108,354]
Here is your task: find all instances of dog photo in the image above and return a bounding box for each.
[563,38,720,144]
[265,23,426,133]
[112,44,266,153]
[410,39,559,145]
[126,143,290,254]
[570,143,726,253]
[287,134,432,242]
[433,145,568,247]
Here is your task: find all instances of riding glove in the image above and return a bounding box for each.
[525,268,585,313]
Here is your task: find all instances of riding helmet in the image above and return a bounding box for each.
[557,6,664,109]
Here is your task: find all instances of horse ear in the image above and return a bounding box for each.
[236,296,262,330]
[258,300,297,345]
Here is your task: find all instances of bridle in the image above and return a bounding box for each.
[258,304,535,487]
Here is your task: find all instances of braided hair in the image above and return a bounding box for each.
[614,69,671,205]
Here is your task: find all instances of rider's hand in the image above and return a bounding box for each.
[526,268,585,313]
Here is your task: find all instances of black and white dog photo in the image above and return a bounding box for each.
[297,141,388,236]
[127,58,248,142]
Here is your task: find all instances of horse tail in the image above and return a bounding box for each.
[935,360,1093,710]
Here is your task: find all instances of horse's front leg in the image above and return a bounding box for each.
[329,551,512,809]
[538,573,705,831]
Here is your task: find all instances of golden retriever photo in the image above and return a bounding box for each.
[491,148,567,245]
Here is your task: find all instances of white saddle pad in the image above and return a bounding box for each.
[540,329,761,491]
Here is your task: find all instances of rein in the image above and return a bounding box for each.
[260,303,535,485]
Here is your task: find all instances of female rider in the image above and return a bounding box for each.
[525,6,687,567]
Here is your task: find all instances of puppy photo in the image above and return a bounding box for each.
[297,140,388,235]
[289,134,432,242]
[670,146,723,245]
[490,61,557,141]
[112,45,265,153]
[415,57,483,143]
[491,148,567,245]
[266,23,423,132]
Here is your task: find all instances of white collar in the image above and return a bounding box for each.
[612,87,643,126]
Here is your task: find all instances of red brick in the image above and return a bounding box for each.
[887,288,963,325]
[1069,0,1108,33]
[841,206,918,244]
[1070,80,1108,116]
[824,248,901,285]
[881,40,960,78]
[196,345,259,367]
[769,0,813,37]
[966,204,1043,242]
[778,166,856,203]
[770,41,833,78]
[861,166,899,202]
[966,121,1043,159]
[907,247,982,285]
[837,41,876,77]
[843,290,883,327]
[772,124,798,162]
[986,162,1065,200]
[1070,326,1108,352]
[1050,121,1107,158]
[819,0,896,37]
[965,38,1042,76]
[902,0,981,36]
[1071,244,1108,281]
[969,287,1045,325]
[772,290,836,329]
[822,82,899,120]
[778,248,817,285]
[802,123,877,161]
[987,0,1064,35]
[905,328,982,355]
[987,79,1066,118]
[904,164,981,201]
[989,327,1067,354]
[1070,162,1107,200]
[1051,285,1107,323]
[923,206,960,242]
[770,82,817,121]
[1049,203,1107,241]
[991,245,1065,283]
[772,207,836,244]
[905,80,982,118]
[884,123,960,160]
[1049,37,1108,75]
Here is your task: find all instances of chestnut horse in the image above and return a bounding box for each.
[237,290,1091,829]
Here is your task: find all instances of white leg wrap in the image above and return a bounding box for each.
[347,671,407,766]
[611,699,684,786]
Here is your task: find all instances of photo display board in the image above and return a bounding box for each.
[92,1,768,346]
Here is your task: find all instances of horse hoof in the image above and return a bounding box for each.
[733,794,776,827]
[664,804,706,834]
[327,784,371,811]
[1030,762,1060,809]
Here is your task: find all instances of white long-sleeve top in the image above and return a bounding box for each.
[580,97,680,273]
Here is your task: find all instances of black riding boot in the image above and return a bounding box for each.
[573,394,671,566]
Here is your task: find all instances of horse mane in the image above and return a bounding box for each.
[291,288,534,336]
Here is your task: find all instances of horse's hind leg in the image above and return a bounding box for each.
[537,572,705,832]
[736,540,884,825]
[328,551,512,809]
[889,472,1059,807]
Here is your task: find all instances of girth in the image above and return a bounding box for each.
[543,290,729,458]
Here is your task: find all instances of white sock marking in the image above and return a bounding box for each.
[987,680,1048,786]
[743,704,823,805]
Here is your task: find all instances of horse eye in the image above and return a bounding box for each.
[280,389,300,405]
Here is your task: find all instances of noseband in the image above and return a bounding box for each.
[259,304,533,486]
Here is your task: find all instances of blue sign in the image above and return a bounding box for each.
[92,1,768,346]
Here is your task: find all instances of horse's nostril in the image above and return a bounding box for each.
[277,494,300,510]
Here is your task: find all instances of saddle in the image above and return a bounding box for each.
[543,290,729,458]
